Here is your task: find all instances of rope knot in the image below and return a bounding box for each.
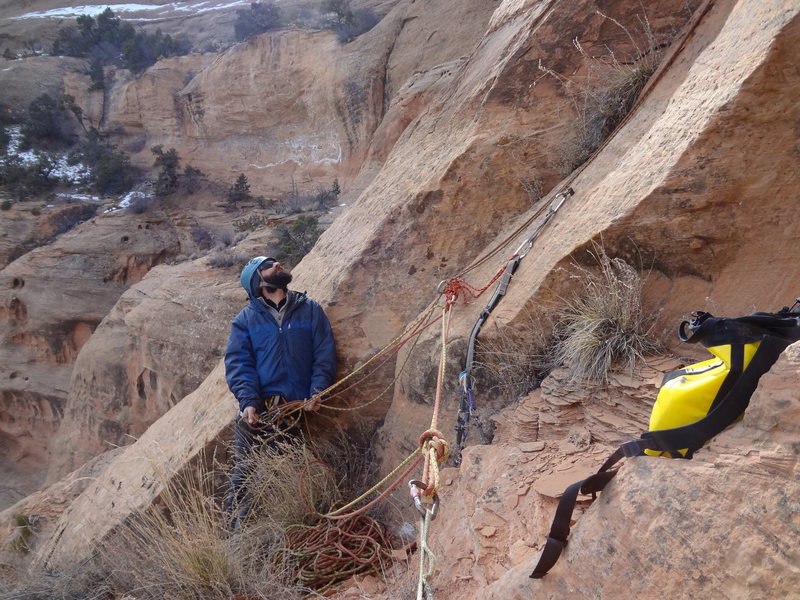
[418,429,450,463]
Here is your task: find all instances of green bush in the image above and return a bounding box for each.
[320,0,380,43]
[234,2,283,41]
[73,132,137,194]
[273,215,322,267]
[52,8,189,77]
[94,149,136,194]
[122,28,190,74]
[228,173,251,205]
[183,164,205,194]
[20,94,75,150]
[0,154,59,200]
[88,59,105,90]
[151,145,180,196]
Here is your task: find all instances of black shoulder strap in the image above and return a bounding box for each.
[530,447,630,579]
[530,332,793,579]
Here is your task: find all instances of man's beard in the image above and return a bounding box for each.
[261,270,293,291]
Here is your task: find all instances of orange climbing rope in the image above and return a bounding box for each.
[276,514,394,593]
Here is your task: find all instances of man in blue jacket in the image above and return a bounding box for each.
[224,255,336,525]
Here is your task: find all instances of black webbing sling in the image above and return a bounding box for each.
[530,308,800,579]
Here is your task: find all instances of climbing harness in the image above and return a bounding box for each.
[452,187,574,463]
[530,300,800,578]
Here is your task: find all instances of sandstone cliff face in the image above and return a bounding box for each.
[0,206,186,505]
[44,258,244,482]
[34,361,236,571]
[2,0,800,598]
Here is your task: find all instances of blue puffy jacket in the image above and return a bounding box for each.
[224,286,336,414]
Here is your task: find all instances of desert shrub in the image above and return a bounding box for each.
[543,12,666,175]
[53,204,97,235]
[183,164,205,194]
[227,173,251,205]
[1,200,11,210]
[20,94,76,150]
[0,154,59,200]
[254,195,275,209]
[207,248,249,268]
[152,145,180,197]
[336,10,381,43]
[232,214,267,232]
[213,229,244,249]
[88,59,105,90]
[68,130,137,195]
[550,243,661,382]
[234,2,284,41]
[282,191,311,214]
[9,514,37,554]
[109,463,244,599]
[122,28,190,74]
[126,192,156,214]
[191,224,214,250]
[30,207,41,216]
[273,215,322,267]
[311,179,341,210]
[94,150,135,195]
[474,310,554,400]
[52,8,189,77]
[105,441,343,599]
[3,564,114,599]
[319,0,380,43]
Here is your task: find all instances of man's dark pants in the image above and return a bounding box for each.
[225,416,298,529]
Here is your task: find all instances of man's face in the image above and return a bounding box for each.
[259,261,292,290]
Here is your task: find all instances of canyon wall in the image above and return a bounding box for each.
[1,1,799,599]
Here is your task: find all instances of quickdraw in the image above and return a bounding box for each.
[453,187,573,463]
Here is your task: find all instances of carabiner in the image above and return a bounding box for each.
[408,480,440,520]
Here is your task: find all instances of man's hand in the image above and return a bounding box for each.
[242,406,259,425]
[304,395,322,412]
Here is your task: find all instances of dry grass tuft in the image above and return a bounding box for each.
[545,11,666,174]
[0,558,115,600]
[234,438,340,545]
[109,459,242,599]
[4,420,397,599]
[98,440,344,600]
[551,243,661,382]
[474,310,554,401]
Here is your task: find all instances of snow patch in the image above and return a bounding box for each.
[12,1,256,20]
[4,126,92,185]
[104,190,151,213]
[56,193,101,202]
